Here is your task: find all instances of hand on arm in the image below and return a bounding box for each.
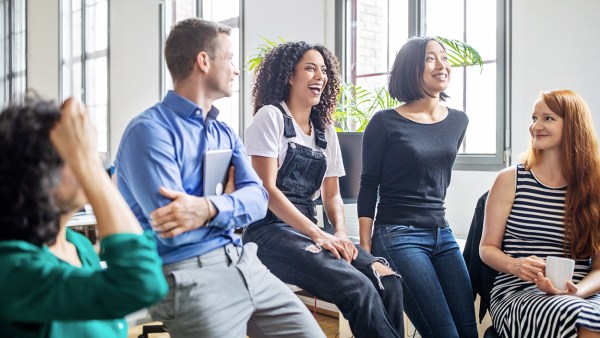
[480,167,546,282]
[50,98,142,237]
[322,176,358,262]
[251,156,353,261]
[150,165,236,238]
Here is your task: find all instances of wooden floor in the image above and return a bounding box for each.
[127,313,339,338]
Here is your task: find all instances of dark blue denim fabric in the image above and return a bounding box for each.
[373,225,478,338]
[243,218,404,338]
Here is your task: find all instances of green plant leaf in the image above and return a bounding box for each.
[245,36,285,73]
[435,36,484,72]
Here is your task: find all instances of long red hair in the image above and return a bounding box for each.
[522,89,600,258]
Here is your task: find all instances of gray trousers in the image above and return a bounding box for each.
[149,242,324,338]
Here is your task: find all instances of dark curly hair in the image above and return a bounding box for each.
[251,41,341,129]
[0,94,63,246]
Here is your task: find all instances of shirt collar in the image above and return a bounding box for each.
[162,90,221,121]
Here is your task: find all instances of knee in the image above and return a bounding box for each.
[372,261,396,276]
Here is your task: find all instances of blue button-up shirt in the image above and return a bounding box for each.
[115,91,268,264]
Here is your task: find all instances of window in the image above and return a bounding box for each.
[1,0,26,106]
[162,0,241,134]
[60,0,109,153]
[340,0,507,170]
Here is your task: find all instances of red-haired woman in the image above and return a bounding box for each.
[481,89,600,337]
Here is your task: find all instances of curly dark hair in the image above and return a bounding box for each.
[0,95,63,246]
[251,41,341,129]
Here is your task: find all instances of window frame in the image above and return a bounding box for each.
[1,0,27,106]
[59,0,110,155]
[336,0,510,171]
[159,0,244,135]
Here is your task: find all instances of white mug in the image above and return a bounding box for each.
[545,256,575,290]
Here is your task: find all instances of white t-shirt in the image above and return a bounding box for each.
[245,102,346,199]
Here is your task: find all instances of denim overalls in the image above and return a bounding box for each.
[243,104,405,338]
[267,103,328,224]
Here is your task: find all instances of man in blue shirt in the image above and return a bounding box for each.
[115,18,323,338]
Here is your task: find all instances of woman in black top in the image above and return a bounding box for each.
[358,36,478,338]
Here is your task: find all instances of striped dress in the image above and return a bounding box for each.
[490,164,600,337]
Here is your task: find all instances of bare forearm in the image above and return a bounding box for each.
[480,245,518,275]
[267,187,323,240]
[359,217,374,247]
[576,269,600,298]
[323,194,347,234]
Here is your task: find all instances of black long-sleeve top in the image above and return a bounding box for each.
[357,108,468,227]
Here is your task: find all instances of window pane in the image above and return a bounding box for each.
[72,4,82,58]
[355,0,389,77]
[466,0,496,60]
[443,66,465,112]
[85,56,108,151]
[463,63,496,154]
[388,0,408,64]
[85,0,108,53]
[175,0,196,21]
[203,0,239,22]
[356,74,387,94]
[214,92,239,134]
[85,56,107,106]
[425,0,464,40]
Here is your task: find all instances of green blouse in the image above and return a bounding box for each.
[0,229,167,338]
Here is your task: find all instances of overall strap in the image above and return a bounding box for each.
[311,113,328,150]
[274,103,328,150]
[274,103,296,139]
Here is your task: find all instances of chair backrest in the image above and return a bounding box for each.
[462,191,498,323]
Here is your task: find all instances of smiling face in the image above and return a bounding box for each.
[288,49,328,108]
[421,40,451,96]
[529,98,564,152]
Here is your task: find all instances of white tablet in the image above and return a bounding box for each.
[203,149,233,196]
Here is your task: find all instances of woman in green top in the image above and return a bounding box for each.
[0,96,168,337]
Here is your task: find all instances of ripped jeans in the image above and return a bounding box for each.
[243,217,404,338]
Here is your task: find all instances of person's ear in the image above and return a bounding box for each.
[196,51,210,73]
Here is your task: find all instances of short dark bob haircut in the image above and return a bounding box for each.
[251,41,341,129]
[0,94,63,246]
[389,36,449,103]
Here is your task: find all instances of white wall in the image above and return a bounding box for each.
[27,0,59,101]
[511,0,600,156]
[109,0,162,161]
[445,0,600,238]
[241,0,333,131]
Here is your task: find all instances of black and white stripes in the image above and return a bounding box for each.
[490,164,600,338]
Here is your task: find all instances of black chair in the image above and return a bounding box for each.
[463,191,500,338]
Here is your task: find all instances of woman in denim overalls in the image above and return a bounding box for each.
[244,41,404,338]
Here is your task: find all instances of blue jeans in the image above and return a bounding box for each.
[372,225,478,338]
[243,217,405,338]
